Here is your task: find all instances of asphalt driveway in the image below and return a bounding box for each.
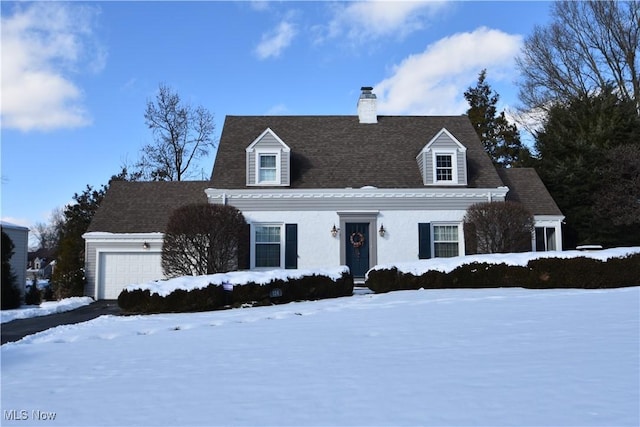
[1,300,121,345]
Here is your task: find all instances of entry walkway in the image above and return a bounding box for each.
[1,300,120,345]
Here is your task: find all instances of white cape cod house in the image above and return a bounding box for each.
[84,87,564,299]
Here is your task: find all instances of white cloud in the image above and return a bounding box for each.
[265,103,289,115]
[374,27,523,115]
[0,3,106,132]
[319,0,447,45]
[249,1,270,12]
[255,21,297,60]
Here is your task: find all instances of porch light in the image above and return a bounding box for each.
[330,224,339,237]
[142,242,150,250]
[378,224,386,237]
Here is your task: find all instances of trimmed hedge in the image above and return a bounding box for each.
[118,272,354,314]
[366,253,640,293]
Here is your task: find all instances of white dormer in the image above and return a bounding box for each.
[416,128,468,186]
[246,128,291,186]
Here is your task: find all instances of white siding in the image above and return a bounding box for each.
[244,211,342,269]
[2,224,28,299]
[242,208,469,271]
[83,233,164,299]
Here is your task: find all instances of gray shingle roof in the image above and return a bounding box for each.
[86,181,210,233]
[498,168,563,216]
[211,115,504,189]
[88,116,562,234]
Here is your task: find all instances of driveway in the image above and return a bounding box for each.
[1,300,121,345]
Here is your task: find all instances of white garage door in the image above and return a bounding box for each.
[98,252,164,299]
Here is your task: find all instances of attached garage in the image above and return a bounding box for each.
[97,252,164,299]
[83,181,211,300]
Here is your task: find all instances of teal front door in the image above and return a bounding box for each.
[345,222,370,278]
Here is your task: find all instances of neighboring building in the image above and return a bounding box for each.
[1,221,29,299]
[84,87,564,299]
[27,248,56,279]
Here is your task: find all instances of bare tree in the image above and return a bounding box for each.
[162,204,248,278]
[137,84,215,181]
[516,1,640,115]
[31,207,64,251]
[464,202,535,254]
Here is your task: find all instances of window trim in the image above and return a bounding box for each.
[251,223,285,269]
[431,223,462,258]
[257,152,279,184]
[535,226,557,252]
[432,150,458,184]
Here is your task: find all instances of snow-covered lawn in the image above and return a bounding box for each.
[0,297,94,324]
[2,286,638,426]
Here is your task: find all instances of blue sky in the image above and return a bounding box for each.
[1,1,552,240]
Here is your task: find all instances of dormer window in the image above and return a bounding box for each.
[258,153,278,183]
[435,154,454,182]
[246,128,291,187]
[417,128,467,186]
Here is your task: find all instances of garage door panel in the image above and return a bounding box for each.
[98,252,164,299]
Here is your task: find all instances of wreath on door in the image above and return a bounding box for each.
[350,232,365,248]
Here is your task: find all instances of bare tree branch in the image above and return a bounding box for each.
[136,83,216,181]
[516,1,639,116]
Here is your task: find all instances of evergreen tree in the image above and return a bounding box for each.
[464,69,532,167]
[51,168,136,299]
[1,231,22,309]
[535,86,640,247]
[52,185,107,299]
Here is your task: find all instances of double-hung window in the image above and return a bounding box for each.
[255,225,282,267]
[258,154,277,183]
[433,225,459,257]
[435,154,453,182]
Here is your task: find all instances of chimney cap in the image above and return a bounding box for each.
[359,86,376,100]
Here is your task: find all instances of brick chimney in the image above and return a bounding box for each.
[357,86,377,124]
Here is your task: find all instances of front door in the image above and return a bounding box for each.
[345,222,370,278]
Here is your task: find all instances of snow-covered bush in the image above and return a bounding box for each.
[118,270,354,314]
[367,252,640,293]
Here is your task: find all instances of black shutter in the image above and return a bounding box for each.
[238,223,251,270]
[418,223,431,259]
[285,224,298,269]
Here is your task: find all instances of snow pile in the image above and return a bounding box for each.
[2,287,638,426]
[1,297,94,324]
[125,266,350,297]
[371,246,640,277]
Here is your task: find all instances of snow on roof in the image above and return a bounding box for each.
[1,221,29,231]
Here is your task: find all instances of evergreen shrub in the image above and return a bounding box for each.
[118,271,354,314]
[366,253,640,293]
[1,231,22,310]
[25,280,42,306]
